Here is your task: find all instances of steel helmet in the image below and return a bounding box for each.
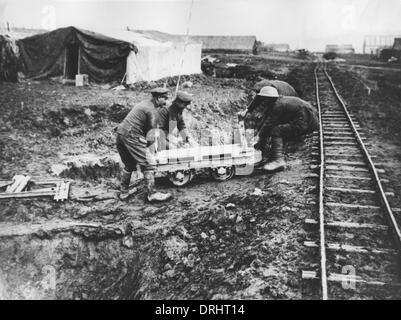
[257,86,279,98]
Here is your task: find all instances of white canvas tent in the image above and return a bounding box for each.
[105,29,202,83]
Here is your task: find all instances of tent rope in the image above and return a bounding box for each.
[175,0,195,97]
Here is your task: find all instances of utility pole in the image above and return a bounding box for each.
[7,21,10,32]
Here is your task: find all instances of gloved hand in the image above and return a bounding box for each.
[177,135,184,145]
[237,110,247,120]
[146,138,155,147]
[186,136,198,147]
[138,137,155,147]
[252,135,262,150]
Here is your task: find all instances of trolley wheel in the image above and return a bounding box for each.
[168,170,193,187]
[211,166,235,181]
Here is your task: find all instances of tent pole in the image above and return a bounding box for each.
[78,46,81,75]
[175,0,195,96]
[63,48,67,78]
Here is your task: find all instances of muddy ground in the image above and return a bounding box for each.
[0,53,400,300]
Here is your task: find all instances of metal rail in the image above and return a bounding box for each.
[323,63,401,249]
[314,61,328,300]
[312,60,401,299]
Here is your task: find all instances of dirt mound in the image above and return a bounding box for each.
[285,66,316,99]
[127,74,211,91]
[202,56,276,81]
[323,52,338,60]
[32,104,129,137]
[50,154,121,180]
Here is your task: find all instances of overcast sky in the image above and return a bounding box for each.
[1,0,401,52]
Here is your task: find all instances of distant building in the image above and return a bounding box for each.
[189,35,257,54]
[375,46,392,57]
[325,44,355,54]
[393,38,401,50]
[379,37,401,61]
[130,29,199,44]
[363,35,400,55]
[260,43,290,52]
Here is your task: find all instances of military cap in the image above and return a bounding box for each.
[150,87,170,96]
[175,91,193,103]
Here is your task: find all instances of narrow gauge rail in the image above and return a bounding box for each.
[303,60,401,299]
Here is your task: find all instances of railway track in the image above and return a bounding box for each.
[302,60,401,299]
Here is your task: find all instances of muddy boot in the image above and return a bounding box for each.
[119,168,132,200]
[144,170,172,203]
[263,137,286,172]
[255,156,269,168]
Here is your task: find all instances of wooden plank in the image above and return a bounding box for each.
[54,181,70,201]
[325,153,377,159]
[326,165,385,174]
[325,160,382,167]
[324,131,354,135]
[326,202,401,213]
[0,181,13,188]
[323,121,354,125]
[302,271,397,286]
[313,153,375,159]
[0,178,72,201]
[327,274,388,286]
[324,127,361,131]
[304,241,396,254]
[6,175,20,193]
[305,218,389,230]
[326,202,380,210]
[6,175,31,193]
[325,174,388,183]
[327,187,394,196]
[322,117,356,120]
[322,121,349,123]
[156,150,261,172]
[324,145,361,150]
[323,116,357,118]
[0,190,55,199]
[0,220,103,238]
[324,123,360,126]
[324,142,361,146]
[324,137,357,141]
[327,186,376,194]
[33,179,70,185]
[324,137,368,142]
[323,113,356,116]
[15,175,30,192]
[326,165,369,172]
[61,181,70,200]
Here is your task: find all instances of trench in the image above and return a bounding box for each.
[0,232,144,299]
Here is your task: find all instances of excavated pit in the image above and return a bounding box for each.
[0,231,143,299]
